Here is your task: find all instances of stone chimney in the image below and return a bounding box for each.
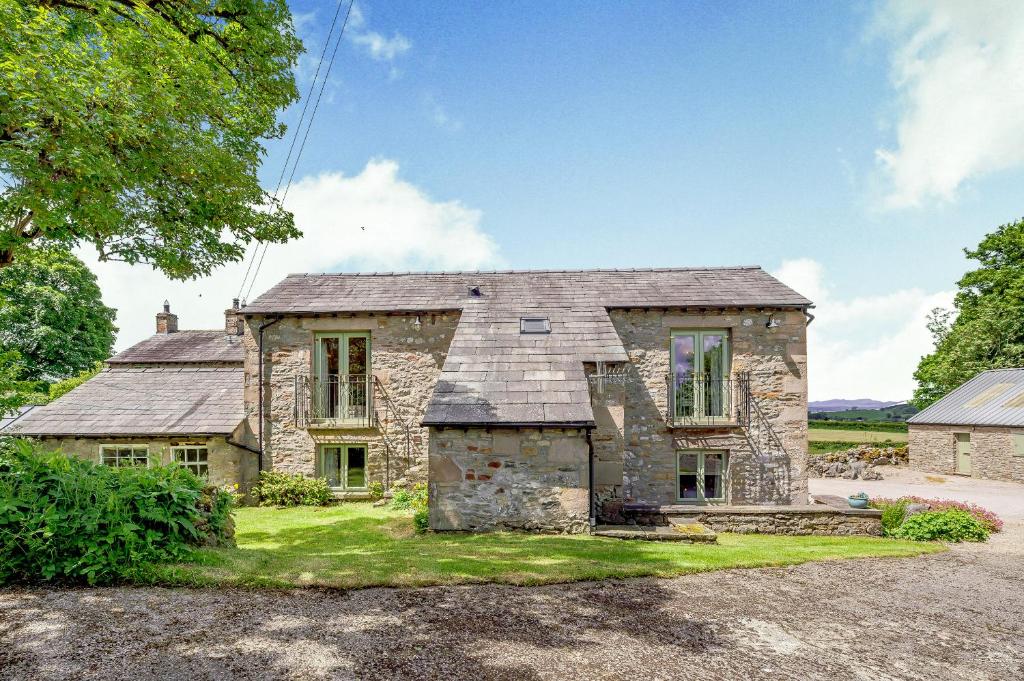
[224,298,244,336]
[156,300,178,334]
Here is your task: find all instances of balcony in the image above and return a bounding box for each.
[668,373,749,428]
[295,373,373,428]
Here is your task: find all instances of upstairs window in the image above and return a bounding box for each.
[100,445,149,467]
[520,317,551,334]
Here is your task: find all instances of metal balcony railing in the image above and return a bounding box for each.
[668,373,748,426]
[301,373,373,427]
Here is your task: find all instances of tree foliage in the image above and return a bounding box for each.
[913,218,1024,407]
[0,0,303,278]
[0,245,116,383]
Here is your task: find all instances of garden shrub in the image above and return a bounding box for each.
[892,509,989,542]
[251,470,332,507]
[391,482,427,510]
[872,498,910,537]
[871,496,1002,533]
[367,481,385,501]
[0,440,232,585]
[391,482,429,532]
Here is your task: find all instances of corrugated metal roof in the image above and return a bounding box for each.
[908,368,1024,427]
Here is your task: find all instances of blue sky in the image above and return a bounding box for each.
[86,1,1024,401]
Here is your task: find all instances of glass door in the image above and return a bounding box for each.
[677,450,727,503]
[314,333,370,423]
[671,330,730,422]
[319,444,368,490]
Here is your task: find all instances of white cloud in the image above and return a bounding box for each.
[347,2,411,62]
[81,159,500,351]
[772,258,954,401]
[350,31,411,62]
[872,1,1024,208]
[425,95,463,133]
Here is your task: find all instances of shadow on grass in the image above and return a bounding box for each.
[159,506,940,590]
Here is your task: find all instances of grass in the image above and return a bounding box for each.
[149,504,943,590]
[809,420,909,433]
[808,438,908,455]
[809,429,908,444]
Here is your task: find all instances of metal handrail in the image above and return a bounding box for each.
[667,373,745,426]
[305,373,373,426]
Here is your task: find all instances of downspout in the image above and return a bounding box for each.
[257,316,284,473]
[586,426,596,530]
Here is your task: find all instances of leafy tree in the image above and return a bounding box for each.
[0,246,116,383]
[0,0,303,278]
[913,218,1024,407]
[0,350,32,416]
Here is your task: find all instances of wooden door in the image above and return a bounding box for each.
[955,433,972,475]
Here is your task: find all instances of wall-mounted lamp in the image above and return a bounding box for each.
[766,313,782,329]
[414,314,422,329]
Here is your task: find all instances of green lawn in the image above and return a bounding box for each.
[809,428,908,444]
[151,504,942,589]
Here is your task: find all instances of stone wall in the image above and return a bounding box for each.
[36,436,255,489]
[428,427,590,533]
[605,309,808,508]
[243,313,459,488]
[910,424,1024,483]
[687,507,881,536]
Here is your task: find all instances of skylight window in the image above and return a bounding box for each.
[520,317,551,334]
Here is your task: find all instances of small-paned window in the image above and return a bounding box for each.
[173,446,209,478]
[520,317,551,334]
[100,445,149,467]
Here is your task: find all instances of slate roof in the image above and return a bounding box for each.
[0,405,34,431]
[243,267,812,314]
[2,366,244,437]
[908,368,1024,427]
[242,267,809,428]
[107,330,244,364]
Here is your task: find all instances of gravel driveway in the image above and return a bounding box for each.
[3,527,1023,681]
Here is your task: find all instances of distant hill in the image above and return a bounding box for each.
[809,400,918,423]
[808,399,905,412]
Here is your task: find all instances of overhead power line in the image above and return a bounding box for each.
[237,0,355,301]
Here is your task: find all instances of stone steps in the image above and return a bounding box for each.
[592,522,718,543]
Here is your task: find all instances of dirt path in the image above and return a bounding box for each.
[3,529,1022,681]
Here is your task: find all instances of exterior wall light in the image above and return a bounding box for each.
[766,313,782,329]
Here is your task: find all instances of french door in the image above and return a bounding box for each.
[670,330,730,422]
[319,444,368,490]
[677,450,727,503]
[313,332,370,422]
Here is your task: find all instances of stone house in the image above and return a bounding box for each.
[4,267,814,534]
[240,268,812,532]
[908,368,1024,484]
[4,302,259,488]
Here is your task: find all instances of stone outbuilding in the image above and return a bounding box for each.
[3,302,259,488]
[908,368,1024,484]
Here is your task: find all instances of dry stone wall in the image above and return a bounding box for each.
[428,427,590,533]
[243,313,460,488]
[605,309,808,508]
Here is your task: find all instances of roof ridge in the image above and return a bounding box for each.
[284,265,764,277]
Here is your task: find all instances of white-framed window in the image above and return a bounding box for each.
[172,446,209,478]
[99,445,149,468]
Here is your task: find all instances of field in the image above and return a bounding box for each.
[808,428,908,443]
[807,419,908,454]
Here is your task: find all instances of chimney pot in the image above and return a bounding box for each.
[156,301,178,334]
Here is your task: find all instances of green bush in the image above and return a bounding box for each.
[367,481,385,501]
[892,510,989,543]
[873,499,910,537]
[0,440,231,585]
[413,508,429,533]
[391,482,427,510]
[251,470,332,507]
